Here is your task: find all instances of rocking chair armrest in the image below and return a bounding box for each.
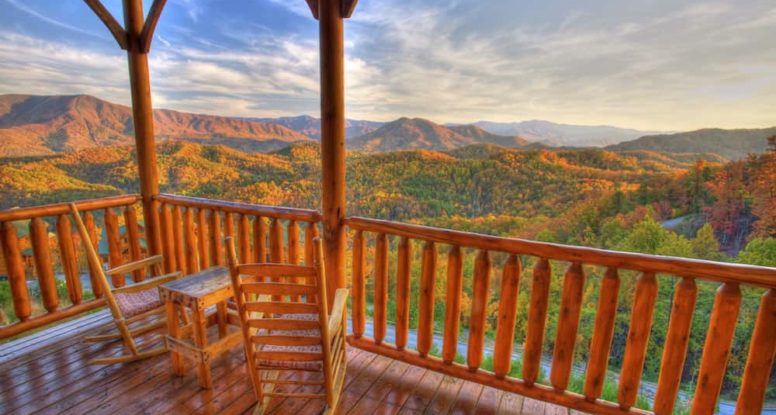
[328,288,349,336]
[106,255,164,275]
[112,271,182,294]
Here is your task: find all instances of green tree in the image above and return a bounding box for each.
[737,238,776,266]
[691,224,725,261]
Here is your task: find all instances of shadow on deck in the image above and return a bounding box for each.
[0,310,582,414]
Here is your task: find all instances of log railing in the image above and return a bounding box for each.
[154,194,322,280]
[345,216,776,415]
[0,195,142,339]
[0,194,321,340]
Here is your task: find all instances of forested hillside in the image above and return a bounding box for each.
[1,139,774,407]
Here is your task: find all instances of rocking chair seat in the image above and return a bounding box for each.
[115,287,163,318]
[256,313,323,371]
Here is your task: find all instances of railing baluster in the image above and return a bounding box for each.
[735,289,776,414]
[551,262,585,390]
[618,272,658,408]
[467,249,491,370]
[197,208,210,269]
[523,258,551,385]
[304,221,318,304]
[83,212,104,298]
[374,233,388,345]
[172,205,185,275]
[239,214,252,263]
[30,218,58,312]
[584,267,620,399]
[1,221,31,320]
[418,241,438,357]
[57,215,82,305]
[104,208,124,287]
[654,277,697,414]
[351,230,366,338]
[209,210,224,266]
[288,220,300,301]
[395,236,411,350]
[254,216,267,263]
[494,254,521,378]
[183,207,199,274]
[691,282,742,413]
[160,203,176,273]
[224,211,235,243]
[442,245,463,364]
[123,206,144,281]
[269,218,284,301]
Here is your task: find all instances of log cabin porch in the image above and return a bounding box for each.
[1,1,775,414]
[0,308,582,415]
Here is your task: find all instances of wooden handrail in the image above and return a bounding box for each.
[155,194,321,222]
[345,216,776,287]
[0,194,141,222]
[345,216,776,414]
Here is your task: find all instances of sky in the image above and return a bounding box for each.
[1,0,775,131]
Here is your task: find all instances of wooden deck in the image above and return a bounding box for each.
[0,310,579,415]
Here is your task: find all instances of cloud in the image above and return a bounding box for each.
[0,0,774,130]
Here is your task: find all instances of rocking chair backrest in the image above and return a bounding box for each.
[69,203,122,317]
[226,236,340,408]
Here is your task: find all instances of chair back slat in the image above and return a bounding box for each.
[245,301,319,314]
[241,282,318,296]
[247,318,320,331]
[251,335,321,346]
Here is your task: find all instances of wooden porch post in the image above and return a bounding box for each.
[123,0,162,257]
[317,0,353,307]
[84,0,167,258]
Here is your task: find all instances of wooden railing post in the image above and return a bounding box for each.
[374,233,388,344]
[493,254,521,378]
[2,222,31,321]
[57,215,82,305]
[395,236,411,350]
[318,0,347,310]
[618,272,658,408]
[104,208,124,287]
[692,282,741,413]
[123,0,162,258]
[551,262,585,390]
[584,267,620,400]
[523,258,551,385]
[418,241,438,357]
[351,229,365,338]
[442,246,463,364]
[124,205,144,281]
[736,289,776,414]
[467,250,491,370]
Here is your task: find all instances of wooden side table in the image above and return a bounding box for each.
[158,266,242,389]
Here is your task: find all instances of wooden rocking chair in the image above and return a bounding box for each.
[226,236,348,415]
[70,203,183,365]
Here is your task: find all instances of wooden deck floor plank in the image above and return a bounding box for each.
[475,385,503,415]
[448,379,483,415]
[425,374,465,414]
[496,391,525,415]
[521,397,548,414]
[398,366,445,412]
[380,361,426,408]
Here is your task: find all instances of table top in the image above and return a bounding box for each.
[158,266,232,308]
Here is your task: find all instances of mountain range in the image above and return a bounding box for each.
[0,94,309,157]
[605,127,776,160]
[1,94,773,160]
[349,117,535,152]
[467,120,664,147]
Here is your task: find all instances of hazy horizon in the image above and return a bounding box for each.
[1,0,775,131]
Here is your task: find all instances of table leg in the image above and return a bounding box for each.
[216,301,228,338]
[191,306,213,388]
[166,301,184,376]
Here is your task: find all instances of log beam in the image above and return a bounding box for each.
[318,0,347,309]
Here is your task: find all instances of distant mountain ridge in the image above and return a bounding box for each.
[469,120,664,147]
[349,117,535,152]
[248,115,382,140]
[0,94,310,157]
[606,127,776,160]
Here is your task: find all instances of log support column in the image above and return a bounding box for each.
[317,0,356,308]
